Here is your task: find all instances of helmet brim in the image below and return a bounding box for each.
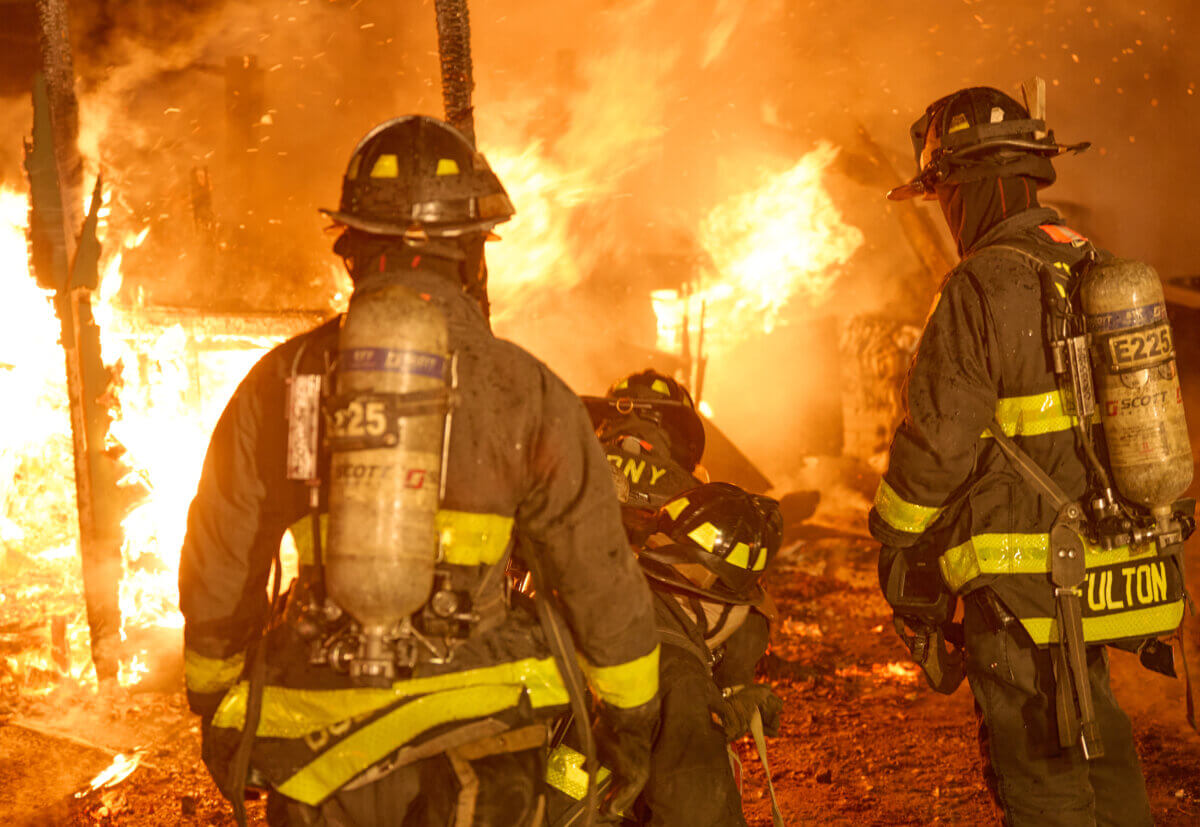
[319,207,409,236]
[638,556,764,606]
[319,207,509,238]
[885,179,928,202]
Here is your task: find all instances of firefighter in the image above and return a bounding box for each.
[633,483,784,826]
[572,375,783,826]
[874,86,1188,826]
[582,369,709,537]
[178,116,660,826]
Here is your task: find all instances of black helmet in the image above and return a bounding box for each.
[887,84,1089,201]
[638,482,782,604]
[320,116,515,237]
[583,370,706,471]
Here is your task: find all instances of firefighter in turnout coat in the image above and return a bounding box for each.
[179,116,660,826]
[577,373,783,826]
[873,86,1191,826]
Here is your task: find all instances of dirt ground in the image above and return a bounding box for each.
[1,532,1198,826]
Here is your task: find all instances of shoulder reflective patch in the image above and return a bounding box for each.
[436,158,460,176]
[578,645,659,709]
[664,497,689,520]
[369,154,400,178]
[726,541,751,569]
[688,521,721,553]
[872,479,943,535]
[1038,224,1087,245]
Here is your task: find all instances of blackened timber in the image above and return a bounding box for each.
[434,0,476,146]
[29,0,125,681]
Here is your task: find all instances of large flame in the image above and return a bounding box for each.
[0,183,287,692]
[652,143,864,360]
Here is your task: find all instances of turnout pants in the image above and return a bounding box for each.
[963,596,1152,827]
[265,748,543,827]
[638,643,746,827]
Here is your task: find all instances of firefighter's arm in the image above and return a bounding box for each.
[178,360,286,719]
[869,270,999,548]
[518,373,660,710]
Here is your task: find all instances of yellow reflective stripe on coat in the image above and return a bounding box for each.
[939,532,1160,593]
[579,645,659,709]
[276,682,567,806]
[1019,603,1184,645]
[873,480,943,535]
[434,510,513,565]
[184,648,245,694]
[984,390,1094,438]
[287,510,513,567]
[210,656,565,738]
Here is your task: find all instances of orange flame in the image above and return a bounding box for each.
[653,143,863,359]
[0,182,286,690]
[77,749,145,795]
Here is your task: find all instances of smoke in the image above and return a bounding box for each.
[4,0,1200,483]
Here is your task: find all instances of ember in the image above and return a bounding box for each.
[0,0,1196,825]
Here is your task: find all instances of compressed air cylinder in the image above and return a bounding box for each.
[1082,258,1193,524]
[326,283,449,667]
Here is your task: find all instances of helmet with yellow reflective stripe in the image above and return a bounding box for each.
[582,369,706,471]
[639,482,782,604]
[320,115,515,238]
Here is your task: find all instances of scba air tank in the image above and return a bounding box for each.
[326,281,449,678]
[1082,258,1193,526]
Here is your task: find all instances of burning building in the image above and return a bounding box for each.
[0,0,1199,824]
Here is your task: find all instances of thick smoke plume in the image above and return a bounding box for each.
[3,0,1199,482]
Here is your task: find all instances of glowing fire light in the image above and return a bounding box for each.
[76,749,145,795]
[653,143,863,358]
[0,182,286,691]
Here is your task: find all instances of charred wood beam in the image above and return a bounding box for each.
[434,0,476,147]
[28,0,124,681]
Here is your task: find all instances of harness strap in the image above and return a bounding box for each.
[750,709,785,827]
[1180,615,1199,735]
[227,547,283,825]
[986,420,1104,758]
[985,419,1072,510]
